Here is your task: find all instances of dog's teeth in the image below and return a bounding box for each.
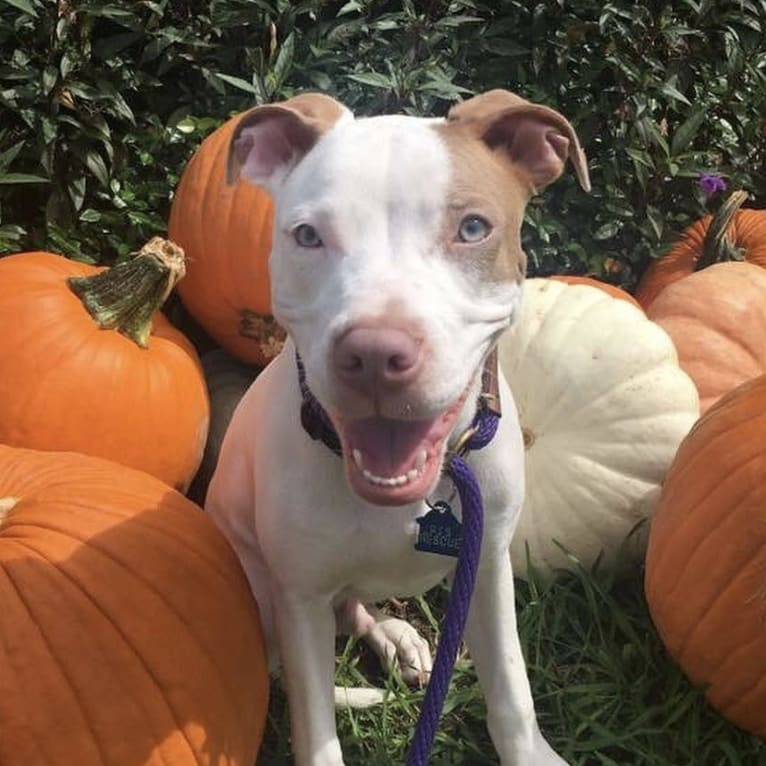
[356,446,430,488]
[361,467,418,487]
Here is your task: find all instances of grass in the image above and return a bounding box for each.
[256,563,766,765]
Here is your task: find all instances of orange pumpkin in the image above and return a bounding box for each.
[636,191,766,309]
[646,261,766,413]
[549,275,641,308]
[0,444,268,765]
[0,239,209,491]
[169,115,284,366]
[645,375,766,738]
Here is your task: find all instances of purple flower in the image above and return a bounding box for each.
[699,173,727,198]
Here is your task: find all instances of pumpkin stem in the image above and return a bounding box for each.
[696,190,749,271]
[0,496,19,528]
[68,237,186,348]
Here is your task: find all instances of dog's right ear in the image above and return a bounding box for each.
[226,93,350,191]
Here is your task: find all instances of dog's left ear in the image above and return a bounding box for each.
[447,90,591,194]
[226,92,350,191]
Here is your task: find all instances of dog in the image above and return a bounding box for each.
[205,89,590,765]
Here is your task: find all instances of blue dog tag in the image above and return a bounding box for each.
[415,500,462,558]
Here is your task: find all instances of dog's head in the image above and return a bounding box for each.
[227,90,589,506]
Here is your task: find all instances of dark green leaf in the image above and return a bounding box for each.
[434,15,483,28]
[670,107,707,155]
[80,4,141,26]
[0,140,26,173]
[338,1,363,15]
[646,204,664,241]
[79,208,101,222]
[1,0,38,16]
[659,81,692,106]
[60,51,75,80]
[84,150,109,187]
[593,221,621,240]
[347,72,393,88]
[273,32,295,90]
[39,115,57,146]
[481,39,529,56]
[42,65,58,95]
[625,148,654,168]
[306,70,333,91]
[0,172,49,184]
[174,117,196,134]
[68,176,87,212]
[216,73,259,95]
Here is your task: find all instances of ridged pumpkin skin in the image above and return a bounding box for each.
[647,262,766,413]
[169,116,284,366]
[0,444,268,766]
[0,250,209,492]
[499,279,699,579]
[645,375,766,738]
[636,206,766,309]
[549,275,641,308]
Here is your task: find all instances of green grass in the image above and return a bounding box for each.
[256,564,766,765]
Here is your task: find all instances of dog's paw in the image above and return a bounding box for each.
[363,615,432,687]
[334,685,388,709]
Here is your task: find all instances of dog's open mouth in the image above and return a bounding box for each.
[334,392,469,506]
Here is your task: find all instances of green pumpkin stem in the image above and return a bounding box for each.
[68,237,185,348]
[696,190,748,271]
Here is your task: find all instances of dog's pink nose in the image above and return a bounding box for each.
[333,325,423,393]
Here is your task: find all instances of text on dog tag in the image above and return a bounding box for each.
[415,501,461,558]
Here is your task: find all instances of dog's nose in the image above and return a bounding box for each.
[333,325,423,393]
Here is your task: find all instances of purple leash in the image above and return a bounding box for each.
[405,408,499,766]
[296,352,500,765]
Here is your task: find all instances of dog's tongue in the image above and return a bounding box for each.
[344,416,437,477]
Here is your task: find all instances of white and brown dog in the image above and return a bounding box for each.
[206,90,590,765]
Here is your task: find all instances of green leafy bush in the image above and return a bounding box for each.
[0,0,764,288]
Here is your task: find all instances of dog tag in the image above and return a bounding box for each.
[415,500,462,558]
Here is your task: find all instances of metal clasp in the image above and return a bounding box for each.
[450,424,479,459]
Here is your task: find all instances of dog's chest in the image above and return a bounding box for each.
[344,499,460,601]
[265,470,460,602]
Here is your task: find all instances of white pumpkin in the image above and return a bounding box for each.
[499,278,699,579]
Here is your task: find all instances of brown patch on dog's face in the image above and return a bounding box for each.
[445,90,591,194]
[434,120,530,284]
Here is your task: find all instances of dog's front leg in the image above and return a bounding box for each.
[274,590,345,766]
[463,551,569,766]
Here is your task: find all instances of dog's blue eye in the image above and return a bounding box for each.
[294,224,323,248]
[457,215,491,243]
